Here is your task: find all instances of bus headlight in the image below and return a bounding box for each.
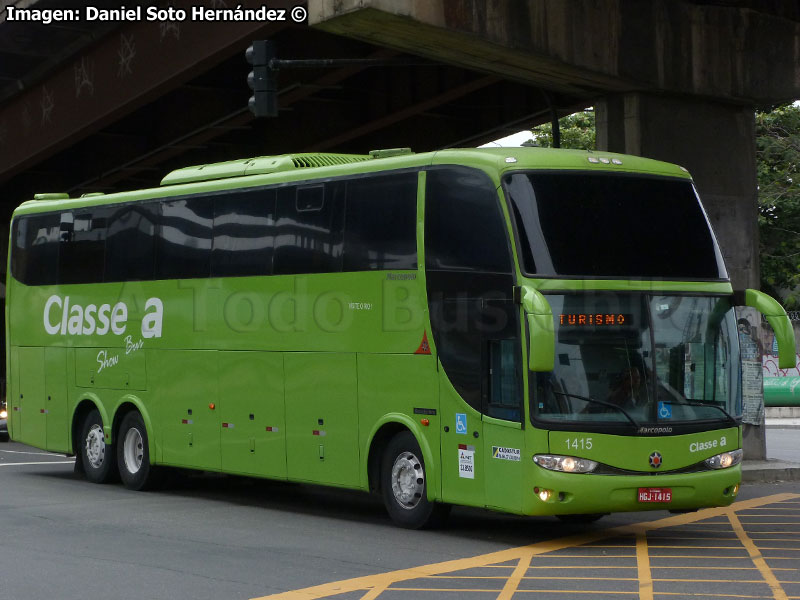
[534,454,598,473]
[704,449,743,469]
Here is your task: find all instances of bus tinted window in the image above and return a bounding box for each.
[274,183,344,275]
[58,209,108,285]
[343,173,417,271]
[505,173,726,279]
[156,197,213,280]
[425,167,516,415]
[12,214,60,286]
[212,189,276,277]
[425,167,512,273]
[105,203,158,282]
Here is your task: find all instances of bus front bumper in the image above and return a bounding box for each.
[524,465,741,516]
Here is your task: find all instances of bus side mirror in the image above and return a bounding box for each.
[521,288,555,372]
[740,289,797,369]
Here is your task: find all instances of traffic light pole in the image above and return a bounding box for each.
[246,40,433,118]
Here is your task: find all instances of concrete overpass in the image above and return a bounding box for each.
[1,0,799,455]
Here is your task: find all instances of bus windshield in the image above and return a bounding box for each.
[504,172,727,280]
[533,293,741,430]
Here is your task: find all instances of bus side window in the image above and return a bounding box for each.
[273,182,344,275]
[105,203,158,282]
[487,339,522,421]
[59,209,108,285]
[425,166,517,415]
[156,197,213,280]
[11,213,60,286]
[343,173,417,271]
[211,189,276,277]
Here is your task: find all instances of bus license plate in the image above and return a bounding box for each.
[638,487,672,503]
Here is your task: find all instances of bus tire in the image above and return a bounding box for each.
[79,409,117,484]
[117,411,160,491]
[381,431,450,529]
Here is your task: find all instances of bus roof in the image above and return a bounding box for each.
[15,146,692,216]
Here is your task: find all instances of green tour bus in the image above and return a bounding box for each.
[6,147,796,528]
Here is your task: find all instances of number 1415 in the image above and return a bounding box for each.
[566,437,593,450]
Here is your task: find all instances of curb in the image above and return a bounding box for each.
[742,460,800,483]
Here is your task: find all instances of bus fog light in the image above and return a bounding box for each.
[534,487,553,502]
[732,484,739,496]
[704,449,742,469]
[534,454,598,473]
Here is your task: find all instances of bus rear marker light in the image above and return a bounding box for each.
[265,426,278,432]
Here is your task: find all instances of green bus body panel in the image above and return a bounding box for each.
[527,466,741,516]
[284,352,360,487]
[151,350,221,470]
[356,354,439,493]
[219,352,287,478]
[16,347,46,449]
[45,347,70,452]
[438,370,485,507]
[75,346,147,390]
[7,147,752,520]
[548,428,739,472]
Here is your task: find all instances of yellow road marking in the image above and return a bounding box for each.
[636,532,654,600]
[251,493,799,600]
[654,593,771,599]
[495,552,533,600]
[388,589,638,595]
[727,510,789,600]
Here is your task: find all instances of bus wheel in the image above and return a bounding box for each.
[556,513,606,523]
[117,411,160,491]
[80,409,116,484]
[381,431,449,529]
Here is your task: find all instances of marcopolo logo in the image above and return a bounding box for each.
[43,295,164,338]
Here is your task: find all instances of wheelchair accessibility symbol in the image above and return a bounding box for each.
[455,413,468,434]
[658,402,672,420]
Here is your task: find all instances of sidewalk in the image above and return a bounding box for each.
[742,423,800,483]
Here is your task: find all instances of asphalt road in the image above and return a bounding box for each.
[1,440,799,600]
[767,427,800,463]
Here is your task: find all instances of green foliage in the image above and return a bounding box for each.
[530,109,596,150]
[756,103,800,309]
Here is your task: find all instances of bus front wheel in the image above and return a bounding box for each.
[116,411,160,491]
[380,431,449,529]
[79,409,117,483]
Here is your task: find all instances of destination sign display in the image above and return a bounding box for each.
[559,313,633,326]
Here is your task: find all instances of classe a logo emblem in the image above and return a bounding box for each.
[649,452,663,468]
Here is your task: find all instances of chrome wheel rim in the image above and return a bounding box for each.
[390,451,424,510]
[85,424,105,469]
[123,427,144,475]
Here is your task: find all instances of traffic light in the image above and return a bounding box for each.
[246,40,277,118]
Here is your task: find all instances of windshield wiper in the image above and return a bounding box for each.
[661,399,739,426]
[552,391,641,428]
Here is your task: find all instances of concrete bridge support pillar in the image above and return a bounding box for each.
[596,93,766,459]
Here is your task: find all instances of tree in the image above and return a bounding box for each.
[756,103,800,309]
[529,109,595,150]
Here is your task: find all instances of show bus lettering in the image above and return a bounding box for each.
[42,295,163,338]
